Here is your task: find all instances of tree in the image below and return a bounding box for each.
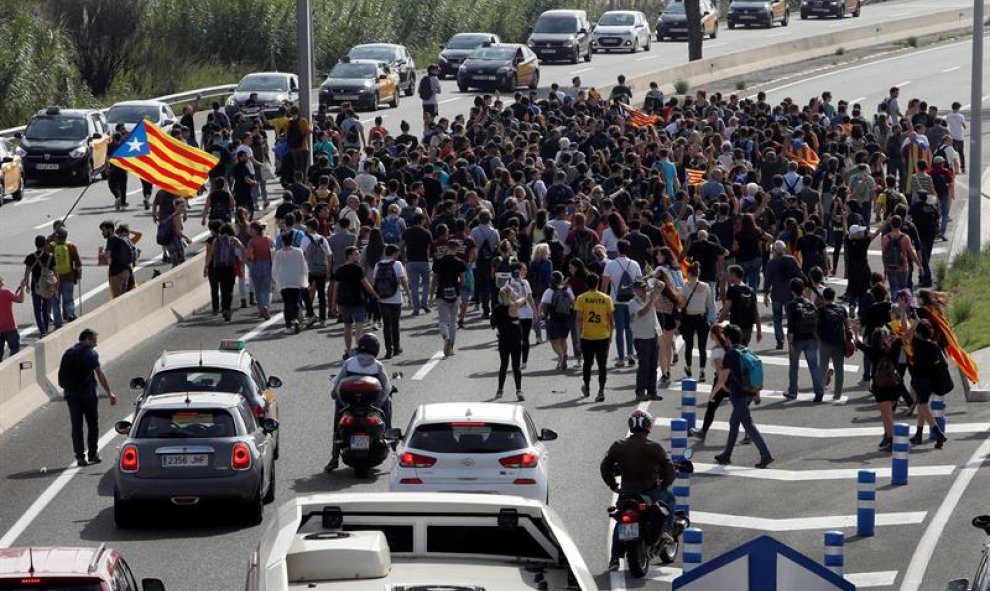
[685,0,703,62]
[43,0,146,97]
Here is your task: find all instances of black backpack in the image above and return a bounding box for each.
[615,260,635,303]
[733,285,757,326]
[820,304,846,346]
[417,76,434,101]
[792,299,819,340]
[374,261,399,298]
[550,288,574,320]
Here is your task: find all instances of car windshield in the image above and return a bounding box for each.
[409,422,528,453]
[330,63,376,79]
[533,16,579,34]
[470,46,516,61]
[145,368,255,397]
[108,105,159,124]
[349,46,398,62]
[447,35,488,49]
[664,2,686,14]
[136,409,237,439]
[24,117,87,141]
[238,74,287,92]
[0,584,103,591]
[598,13,636,26]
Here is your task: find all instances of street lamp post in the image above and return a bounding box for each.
[297,0,313,165]
[968,0,983,253]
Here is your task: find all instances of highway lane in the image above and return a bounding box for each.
[0,0,980,339]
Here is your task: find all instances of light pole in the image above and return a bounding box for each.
[968,0,983,253]
[297,0,313,165]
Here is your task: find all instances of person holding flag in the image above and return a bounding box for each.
[902,130,932,195]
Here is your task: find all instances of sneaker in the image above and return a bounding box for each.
[421,305,431,313]
[594,392,605,402]
[495,390,504,399]
[877,436,892,449]
[516,390,525,401]
[635,391,647,401]
[714,454,731,465]
[457,319,466,329]
[832,393,842,401]
[323,457,339,472]
[935,432,947,449]
[223,313,232,323]
[813,394,824,403]
[306,316,318,328]
[293,321,301,334]
[775,341,784,351]
[628,357,636,366]
[412,310,420,317]
[395,348,403,356]
[755,457,774,469]
[698,370,706,383]
[825,368,834,388]
[650,393,663,400]
[858,377,871,387]
[909,433,923,445]
[692,429,707,440]
[442,339,452,358]
[114,197,121,211]
[684,366,692,378]
[608,558,620,572]
[783,392,798,400]
[659,374,670,389]
[87,455,102,464]
[615,359,626,368]
[581,384,590,398]
[318,320,327,328]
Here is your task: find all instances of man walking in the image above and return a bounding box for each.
[100,221,135,299]
[303,219,331,326]
[0,275,26,359]
[57,328,116,467]
[712,324,773,469]
[470,210,499,319]
[881,215,919,295]
[50,228,82,326]
[764,241,803,350]
[574,273,614,402]
[420,64,442,117]
[629,279,661,401]
[331,246,377,358]
[818,288,850,401]
[601,239,642,368]
[431,240,467,358]
[403,213,434,315]
[784,278,826,401]
[372,244,409,358]
[719,265,761,347]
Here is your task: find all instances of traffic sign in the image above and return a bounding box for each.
[672,535,856,591]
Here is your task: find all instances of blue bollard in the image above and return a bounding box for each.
[673,470,691,517]
[683,528,703,572]
[670,418,688,461]
[892,422,910,485]
[824,530,844,576]
[681,384,697,432]
[930,397,946,441]
[857,470,876,537]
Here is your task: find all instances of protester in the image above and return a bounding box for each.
[0,275,26,359]
[574,273,614,402]
[57,328,116,467]
[272,231,308,334]
[712,324,773,468]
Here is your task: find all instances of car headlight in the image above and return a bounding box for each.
[226,96,237,107]
[69,146,88,159]
[563,38,576,46]
[765,3,773,10]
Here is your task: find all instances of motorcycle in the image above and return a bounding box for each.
[607,448,695,578]
[334,374,397,477]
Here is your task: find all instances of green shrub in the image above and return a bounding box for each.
[951,298,974,326]
[734,80,747,91]
[674,79,690,95]
[906,36,918,48]
[834,46,845,56]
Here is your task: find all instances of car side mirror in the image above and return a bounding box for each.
[538,428,558,442]
[12,132,22,139]
[1,157,11,164]
[972,515,990,533]
[261,418,279,434]
[142,578,166,591]
[384,428,402,441]
[945,580,969,591]
[578,28,588,35]
[130,377,146,390]
[91,133,102,140]
[115,421,132,435]
[267,376,283,389]
[162,119,175,127]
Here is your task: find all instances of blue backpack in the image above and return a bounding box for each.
[735,346,764,394]
[382,216,402,245]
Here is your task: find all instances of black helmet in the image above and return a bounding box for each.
[628,410,654,433]
[356,333,381,357]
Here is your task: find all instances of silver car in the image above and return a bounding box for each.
[592,10,651,53]
[113,392,279,528]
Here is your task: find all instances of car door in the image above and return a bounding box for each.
[251,360,276,420]
[513,48,528,87]
[0,141,20,195]
[398,48,412,85]
[89,113,109,169]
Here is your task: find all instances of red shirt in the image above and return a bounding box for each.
[0,289,17,332]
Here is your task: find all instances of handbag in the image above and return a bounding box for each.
[932,349,955,395]
[843,328,855,358]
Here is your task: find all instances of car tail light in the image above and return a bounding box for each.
[513,478,537,485]
[638,502,649,511]
[620,511,639,524]
[339,414,356,427]
[120,445,139,472]
[20,579,42,584]
[399,478,423,484]
[499,452,539,468]
[399,452,437,468]
[232,443,251,470]
[252,405,265,418]
[364,415,382,426]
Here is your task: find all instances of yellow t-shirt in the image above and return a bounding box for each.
[574,290,614,340]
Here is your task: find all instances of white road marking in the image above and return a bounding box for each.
[663,382,848,404]
[849,572,899,588]
[849,96,866,104]
[656,418,990,438]
[706,42,727,49]
[688,510,926,532]
[411,351,445,380]
[126,188,142,195]
[827,20,853,27]
[438,97,462,105]
[644,566,682,582]
[942,66,961,73]
[635,55,655,61]
[899,435,990,591]
[570,67,593,74]
[0,311,285,547]
[766,31,791,37]
[691,463,955,481]
[895,80,912,87]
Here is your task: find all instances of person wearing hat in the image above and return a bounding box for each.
[628,277,663,401]
[57,328,117,467]
[0,274,26,360]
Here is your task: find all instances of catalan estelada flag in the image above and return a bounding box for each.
[786,138,820,170]
[110,120,218,197]
[621,103,660,128]
[685,168,705,186]
[924,304,979,384]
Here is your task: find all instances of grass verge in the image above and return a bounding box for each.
[941,246,990,352]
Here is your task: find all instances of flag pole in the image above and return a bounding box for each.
[61,181,99,225]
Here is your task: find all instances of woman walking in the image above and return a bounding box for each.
[245,221,274,319]
[855,305,908,452]
[906,318,948,448]
[541,271,574,371]
[234,207,254,309]
[494,283,527,401]
[694,324,731,441]
[652,267,681,389]
[512,263,538,369]
[529,244,553,344]
[678,262,715,381]
[272,231,308,334]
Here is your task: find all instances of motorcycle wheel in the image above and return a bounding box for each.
[659,537,679,564]
[626,539,650,578]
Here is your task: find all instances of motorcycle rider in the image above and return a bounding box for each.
[600,409,677,571]
[325,333,394,472]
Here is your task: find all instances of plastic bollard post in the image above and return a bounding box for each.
[891,422,910,486]
[824,530,844,576]
[856,470,876,537]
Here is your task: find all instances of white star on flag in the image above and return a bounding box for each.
[126,138,144,153]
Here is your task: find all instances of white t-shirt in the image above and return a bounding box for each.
[371,259,407,305]
[946,112,966,141]
[511,279,534,320]
[602,256,643,303]
[601,228,621,254]
[540,287,575,318]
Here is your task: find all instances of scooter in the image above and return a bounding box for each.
[608,448,695,578]
[334,375,396,477]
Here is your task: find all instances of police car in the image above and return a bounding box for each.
[129,340,283,458]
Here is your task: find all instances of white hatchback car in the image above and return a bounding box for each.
[388,403,557,503]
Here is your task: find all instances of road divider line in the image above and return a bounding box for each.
[690,463,954,481]
[438,97,462,104]
[895,79,912,87]
[942,66,961,73]
[411,351,445,380]
[570,67,593,74]
[634,55,654,61]
[850,96,866,104]
[656,418,990,438]
[688,510,926,532]
[32,214,74,230]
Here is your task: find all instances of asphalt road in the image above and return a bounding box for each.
[0,0,980,341]
[1,18,989,591]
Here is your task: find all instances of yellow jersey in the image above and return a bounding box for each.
[574,290,614,340]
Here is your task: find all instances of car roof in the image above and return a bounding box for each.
[139,392,244,411]
[110,100,169,108]
[31,108,97,118]
[414,402,524,424]
[0,546,106,577]
[340,59,385,67]
[152,349,254,373]
[602,10,640,15]
[539,9,585,16]
[241,71,292,79]
[351,43,404,50]
[451,32,494,38]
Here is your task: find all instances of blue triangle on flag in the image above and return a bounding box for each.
[112,120,151,159]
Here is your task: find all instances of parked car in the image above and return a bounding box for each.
[456,43,540,93]
[526,9,593,64]
[800,0,861,19]
[0,138,24,202]
[346,44,416,96]
[14,106,109,185]
[107,100,178,133]
[319,60,400,111]
[657,0,720,41]
[592,10,651,53]
[224,72,300,121]
[438,32,501,79]
[0,545,165,591]
[728,0,790,28]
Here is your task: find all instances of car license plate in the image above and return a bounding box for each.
[739,14,756,19]
[542,49,557,54]
[336,95,359,101]
[617,523,640,541]
[162,454,209,467]
[36,163,59,170]
[474,75,497,81]
[350,434,370,450]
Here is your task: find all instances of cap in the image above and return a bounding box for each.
[55,228,68,239]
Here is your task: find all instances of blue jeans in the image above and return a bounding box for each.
[772,299,785,345]
[406,261,431,309]
[740,257,762,291]
[52,280,76,326]
[610,486,674,560]
[249,260,272,309]
[30,292,51,335]
[720,395,772,461]
[614,304,633,360]
[788,338,825,396]
[939,193,950,236]
[887,270,909,295]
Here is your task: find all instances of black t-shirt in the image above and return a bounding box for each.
[710,219,735,255]
[686,239,725,282]
[797,233,827,270]
[23,251,54,291]
[403,226,433,262]
[432,255,466,300]
[275,201,300,222]
[735,225,762,261]
[626,232,653,268]
[422,177,444,212]
[289,182,312,206]
[333,263,366,307]
[106,235,133,275]
[154,190,177,218]
[726,283,756,328]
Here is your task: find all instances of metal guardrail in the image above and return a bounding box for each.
[0,83,237,138]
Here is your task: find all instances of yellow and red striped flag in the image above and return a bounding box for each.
[786,138,820,170]
[110,120,218,197]
[621,103,660,128]
[685,168,706,186]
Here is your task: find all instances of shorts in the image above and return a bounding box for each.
[658,310,678,332]
[547,318,570,341]
[872,384,906,404]
[340,305,367,325]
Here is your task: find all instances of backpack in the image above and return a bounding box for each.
[156,215,176,246]
[550,287,574,320]
[882,234,906,272]
[872,328,902,389]
[477,235,496,264]
[615,260,635,303]
[417,76,435,101]
[305,235,328,277]
[733,285,757,326]
[208,192,232,221]
[792,299,819,340]
[572,230,596,267]
[344,120,360,145]
[212,235,236,269]
[820,304,846,346]
[783,176,800,195]
[33,254,57,299]
[381,216,402,245]
[57,346,88,390]
[53,243,72,277]
[735,346,764,394]
[373,260,399,298]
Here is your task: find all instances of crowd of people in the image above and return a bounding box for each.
[5,74,979,465]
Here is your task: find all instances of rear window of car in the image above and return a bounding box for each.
[146,368,255,397]
[136,409,237,439]
[408,422,528,453]
[0,582,103,591]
